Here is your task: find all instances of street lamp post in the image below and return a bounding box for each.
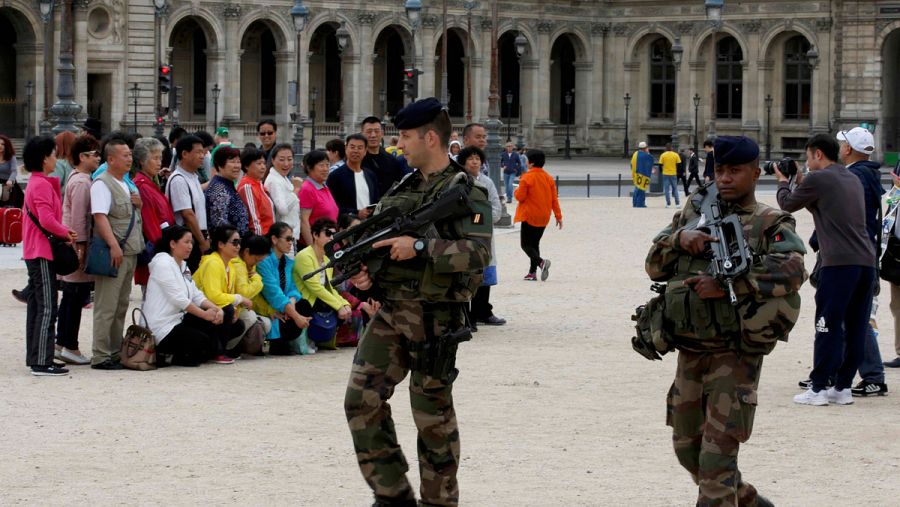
[291,0,310,174]
[514,30,527,150]
[564,89,573,160]
[670,37,684,151]
[693,93,701,155]
[705,0,724,139]
[464,1,478,122]
[379,88,387,120]
[335,22,350,140]
[806,45,819,136]
[212,83,221,132]
[623,92,631,158]
[485,0,510,226]
[505,91,513,142]
[49,0,82,134]
[764,94,773,160]
[129,83,140,134]
[38,0,55,135]
[440,0,449,108]
[406,0,422,109]
[153,0,167,137]
[309,87,318,151]
[25,81,34,140]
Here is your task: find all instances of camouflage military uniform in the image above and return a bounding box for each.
[344,163,492,507]
[645,189,806,507]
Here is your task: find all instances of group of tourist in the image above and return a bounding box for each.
[8,105,570,376]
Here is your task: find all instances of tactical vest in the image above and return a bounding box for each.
[664,197,802,355]
[370,164,486,302]
[97,171,144,256]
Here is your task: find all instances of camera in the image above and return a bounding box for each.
[762,157,798,178]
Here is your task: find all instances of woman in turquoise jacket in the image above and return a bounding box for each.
[253,222,311,354]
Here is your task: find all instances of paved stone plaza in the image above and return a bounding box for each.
[0,198,896,506]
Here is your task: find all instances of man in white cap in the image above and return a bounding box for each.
[836,127,888,397]
[631,141,653,208]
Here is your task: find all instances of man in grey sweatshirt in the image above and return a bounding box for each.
[775,134,877,406]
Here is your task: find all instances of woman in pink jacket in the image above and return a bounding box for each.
[22,135,77,376]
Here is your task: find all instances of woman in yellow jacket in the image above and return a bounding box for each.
[194,225,254,355]
[293,218,352,349]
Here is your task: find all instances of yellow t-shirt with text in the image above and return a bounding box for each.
[659,151,681,176]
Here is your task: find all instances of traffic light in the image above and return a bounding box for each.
[403,66,422,100]
[158,64,172,94]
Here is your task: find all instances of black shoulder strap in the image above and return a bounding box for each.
[25,206,56,240]
[166,172,195,212]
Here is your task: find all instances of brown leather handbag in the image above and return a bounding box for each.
[121,309,157,371]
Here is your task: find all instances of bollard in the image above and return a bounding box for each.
[587,174,591,198]
[556,175,560,196]
[618,173,622,198]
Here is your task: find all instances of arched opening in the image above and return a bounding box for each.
[648,38,675,119]
[374,26,408,119]
[240,21,277,120]
[169,17,209,122]
[883,30,900,153]
[499,31,522,121]
[783,35,811,120]
[0,7,37,138]
[550,35,576,124]
[716,36,743,119]
[434,29,466,118]
[308,23,343,123]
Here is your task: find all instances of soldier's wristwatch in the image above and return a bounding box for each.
[413,238,427,256]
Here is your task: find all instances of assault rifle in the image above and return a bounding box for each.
[301,183,477,287]
[686,184,752,305]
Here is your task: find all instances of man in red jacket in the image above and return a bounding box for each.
[514,149,563,281]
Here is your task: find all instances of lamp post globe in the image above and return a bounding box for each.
[705,0,724,24]
[405,0,422,29]
[291,0,309,32]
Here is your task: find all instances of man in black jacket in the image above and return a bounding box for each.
[684,147,702,195]
[361,116,409,195]
[326,134,380,219]
[702,140,715,183]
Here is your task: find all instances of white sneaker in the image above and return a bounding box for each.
[827,387,854,405]
[793,388,829,406]
[60,348,90,365]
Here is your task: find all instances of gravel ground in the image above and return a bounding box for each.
[0,196,897,506]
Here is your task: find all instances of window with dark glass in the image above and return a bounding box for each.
[784,36,811,120]
[716,37,743,119]
[649,39,675,119]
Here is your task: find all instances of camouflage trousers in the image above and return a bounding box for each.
[667,349,763,507]
[344,300,461,507]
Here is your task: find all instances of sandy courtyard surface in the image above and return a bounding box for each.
[0,196,898,506]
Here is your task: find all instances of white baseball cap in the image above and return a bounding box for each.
[837,127,875,155]
[638,141,648,149]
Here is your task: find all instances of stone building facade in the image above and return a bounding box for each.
[2,1,900,160]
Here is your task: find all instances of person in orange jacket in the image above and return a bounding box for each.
[513,149,563,281]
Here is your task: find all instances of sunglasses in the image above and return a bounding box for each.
[82,150,99,157]
[323,229,336,237]
[229,239,241,246]
[281,236,295,243]
[259,131,275,136]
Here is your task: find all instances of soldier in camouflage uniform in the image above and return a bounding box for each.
[644,136,807,507]
[343,98,492,507]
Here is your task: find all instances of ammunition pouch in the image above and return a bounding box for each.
[410,303,472,382]
[631,284,674,361]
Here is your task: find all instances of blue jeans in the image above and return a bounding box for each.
[859,323,886,383]
[811,266,876,391]
[504,172,515,201]
[632,188,646,207]
[663,175,680,206]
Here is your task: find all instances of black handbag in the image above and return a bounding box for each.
[25,208,79,276]
[84,203,137,278]
[881,235,900,284]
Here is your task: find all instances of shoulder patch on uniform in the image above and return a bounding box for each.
[472,213,484,225]
[773,232,784,242]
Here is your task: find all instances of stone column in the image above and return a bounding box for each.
[574,61,593,148]
[470,56,484,121]
[274,50,293,143]
[222,11,242,124]
[530,21,554,150]
[206,49,226,131]
[520,57,538,146]
[356,15,376,122]
[343,52,361,137]
[73,0,89,111]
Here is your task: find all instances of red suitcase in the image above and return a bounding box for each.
[0,208,23,245]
